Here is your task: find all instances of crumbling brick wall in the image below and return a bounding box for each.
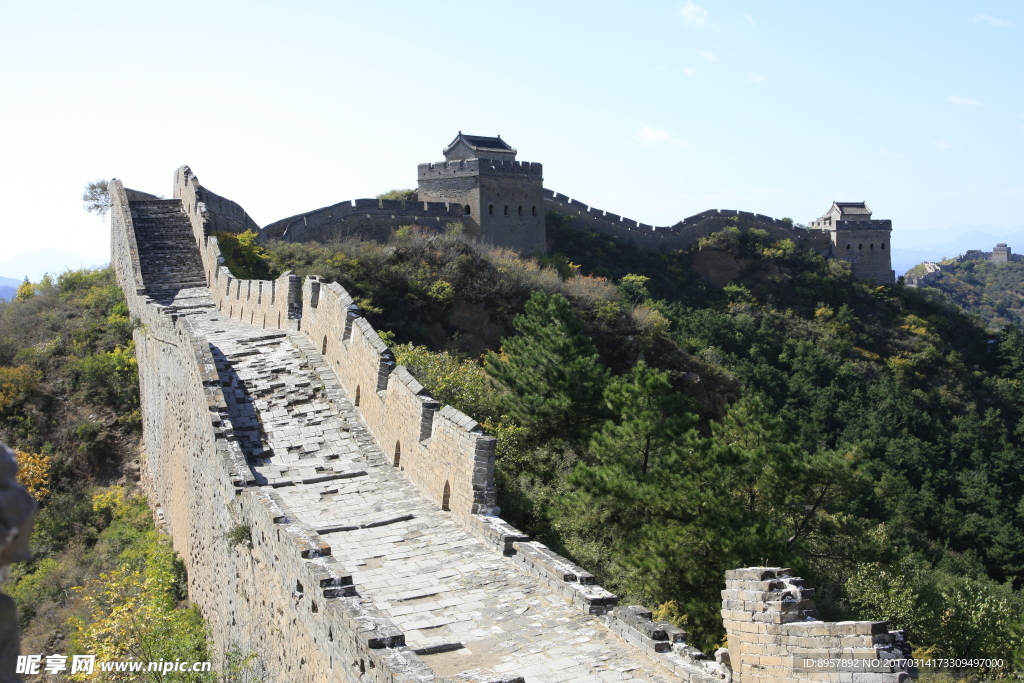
[722,567,913,683]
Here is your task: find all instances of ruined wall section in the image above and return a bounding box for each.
[722,567,913,683]
[112,183,447,683]
[543,190,833,256]
[298,276,498,521]
[260,198,468,245]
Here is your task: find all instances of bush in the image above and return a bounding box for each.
[216,231,277,280]
[0,364,43,413]
[14,449,52,500]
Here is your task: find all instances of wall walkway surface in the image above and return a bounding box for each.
[109,167,914,683]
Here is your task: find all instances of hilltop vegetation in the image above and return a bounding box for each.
[221,216,1024,666]
[0,269,218,678]
[908,258,1024,331]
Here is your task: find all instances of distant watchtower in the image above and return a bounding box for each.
[810,201,895,283]
[417,133,546,253]
[992,243,1011,263]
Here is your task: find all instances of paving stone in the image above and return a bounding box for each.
[176,309,688,682]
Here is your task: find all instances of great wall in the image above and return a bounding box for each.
[0,126,905,683]
[259,133,895,286]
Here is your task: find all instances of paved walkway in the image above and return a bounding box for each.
[166,295,683,682]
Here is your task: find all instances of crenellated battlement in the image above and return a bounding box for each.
[543,188,835,257]
[260,196,467,243]
[834,219,893,230]
[417,157,543,179]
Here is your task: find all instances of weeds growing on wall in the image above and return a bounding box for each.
[217,218,1024,663]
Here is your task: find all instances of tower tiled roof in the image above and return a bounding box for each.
[834,201,872,216]
[443,132,516,156]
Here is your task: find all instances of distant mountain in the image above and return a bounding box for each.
[0,276,20,301]
[0,249,108,283]
[891,224,1024,276]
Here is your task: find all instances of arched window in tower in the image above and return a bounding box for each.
[858,244,863,250]
[488,204,494,215]
[881,243,886,250]
[442,481,451,511]
[503,205,509,215]
[532,206,537,216]
[464,205,471,215]
[846,244,851,250]
[518,205,523,216]
[870,243,874,249]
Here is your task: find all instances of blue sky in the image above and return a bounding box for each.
[1,0,1021,264]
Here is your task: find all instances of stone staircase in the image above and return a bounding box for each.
[129,200,207,293]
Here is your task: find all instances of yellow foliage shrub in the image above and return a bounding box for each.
[14,449,51,501]
[0,364,43,412]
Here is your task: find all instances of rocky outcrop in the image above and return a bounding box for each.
[0,442,37,683]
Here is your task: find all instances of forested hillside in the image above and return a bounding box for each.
[907,258,1024,331]
[0,270,217,680]
[225,215,1024,669]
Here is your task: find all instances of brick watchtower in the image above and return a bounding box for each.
[417,133,546,253]
[810,202,895,284]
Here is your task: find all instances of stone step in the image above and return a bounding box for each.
[129,199,206,292]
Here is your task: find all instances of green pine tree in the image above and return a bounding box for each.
[587,361,696,476]
[485,292,609,443]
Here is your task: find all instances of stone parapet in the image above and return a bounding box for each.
[260,197,467,243]
[418,158,543,179]
[543,189,834,259]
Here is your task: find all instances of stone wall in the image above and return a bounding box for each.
[174,166,303,331]
[260,198,468,244]
[722,568,913,683]
[830,221,896,284]
[110,181,146,300]
[542,190,834,256]
[298,276,498,521]
[904,262,944,288]
[174,166,259,236]
[132,306,441,682]
[112,178,452,682]
[112,167,917,682]
[417,158,546,253]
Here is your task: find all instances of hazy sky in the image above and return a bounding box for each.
[2,0,1021,261]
